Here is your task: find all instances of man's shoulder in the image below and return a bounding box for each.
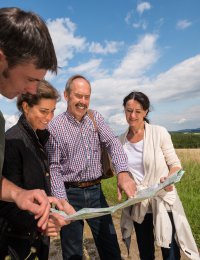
[88,109,103,120]
[88,109,98,115]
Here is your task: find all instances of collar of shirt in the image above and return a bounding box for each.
[65,110,89,126]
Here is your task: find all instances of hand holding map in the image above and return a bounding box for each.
[51,169,185,221]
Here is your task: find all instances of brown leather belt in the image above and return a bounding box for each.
[64,178,101,188]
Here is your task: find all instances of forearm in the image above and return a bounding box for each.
[0,176,23,202]
[168,166,182,176]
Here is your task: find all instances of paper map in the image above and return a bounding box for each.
[50,169,185,221]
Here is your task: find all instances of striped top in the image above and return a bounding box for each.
[46,110,129,199]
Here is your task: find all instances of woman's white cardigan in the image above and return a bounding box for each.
[119,122,199,259]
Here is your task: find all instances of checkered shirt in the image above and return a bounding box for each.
[46,110,129,199]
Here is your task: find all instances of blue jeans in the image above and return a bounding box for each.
[61,183,121,260]
[134,213,180,260]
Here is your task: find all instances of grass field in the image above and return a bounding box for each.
[176,149,200,247]
[102,149,200,248]
[171,133,200,148]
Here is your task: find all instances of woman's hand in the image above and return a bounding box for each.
[44,212,70,237]
[160,177,174,192]
[161,167,181,192]
[44,199,76,237]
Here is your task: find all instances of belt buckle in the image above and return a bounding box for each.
[79,181,89,188]
[77,182,82,187]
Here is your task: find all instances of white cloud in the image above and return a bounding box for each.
[176,19,192,30]
[113,34,159,78]
[125,2,150,29]
[137,2,151,15]
[4,114,19,131]
[54,96,67,116]
[125,11,132,25]
[88,41,124,54]
[47,18,87,67]
[87,41,200,133]
[108,113,127,126]
[67,59,107,78]
[107,113,128,134]
[0,95,16,102]
[182,105,200,122]
[149,54,200,103]
[152,104,200,131]
[1,20,199,134]
[177,118,186,124]
[51,51,200,133]
[133,20,148,30]
[68,59,102,72]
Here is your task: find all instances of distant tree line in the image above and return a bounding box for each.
[170,133,200,148]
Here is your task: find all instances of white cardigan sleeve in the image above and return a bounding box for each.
[159,126,182,169]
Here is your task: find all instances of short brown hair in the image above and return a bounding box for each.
[0,7,57,72]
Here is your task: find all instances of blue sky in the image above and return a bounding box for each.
[0,0,200,134]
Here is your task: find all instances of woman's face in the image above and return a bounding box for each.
[22,98,56,130]
[124,99,148,128]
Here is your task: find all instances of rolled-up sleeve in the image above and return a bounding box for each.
[160,127,182,169]
[95,111,129,174]
[46,129,67,199]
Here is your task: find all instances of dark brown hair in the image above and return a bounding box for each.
[0,7,57,72]
[17,80,60,113]
[123,91,150,123]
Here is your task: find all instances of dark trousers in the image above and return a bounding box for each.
[61,183,121,260]
[134,213,180,260]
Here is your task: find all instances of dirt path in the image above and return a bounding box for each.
[82,213,190,260]
[49,212,190,259]
[82,213,139,260]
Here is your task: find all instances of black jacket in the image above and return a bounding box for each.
[0,115,51,235]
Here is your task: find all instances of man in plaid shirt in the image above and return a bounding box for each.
[46,74,137,260]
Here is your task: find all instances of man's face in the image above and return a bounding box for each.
[64,78,91,121]
[0,54,46,99]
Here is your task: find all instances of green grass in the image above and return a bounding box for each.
[101,177,119,205]
[176,161,200,247]
[171,133,200,148]
[102,161,200,248]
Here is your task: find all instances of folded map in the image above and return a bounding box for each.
[50,169,185,221]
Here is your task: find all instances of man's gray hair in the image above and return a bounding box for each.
[65,74,91,93]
